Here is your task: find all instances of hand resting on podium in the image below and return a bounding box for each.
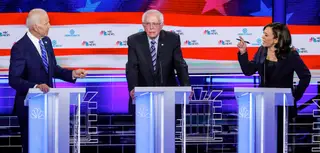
[35,69,88,93]
[36,84,50,93]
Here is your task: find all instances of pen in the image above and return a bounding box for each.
[236,38,250,44]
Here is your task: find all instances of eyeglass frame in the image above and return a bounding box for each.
[142,22,163,27]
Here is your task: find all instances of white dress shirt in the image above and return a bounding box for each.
[27,31,48,60]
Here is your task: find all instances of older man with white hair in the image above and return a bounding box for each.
[125,9,190,114]
[8,8,87,152]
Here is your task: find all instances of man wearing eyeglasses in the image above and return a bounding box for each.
[125,9,190,114]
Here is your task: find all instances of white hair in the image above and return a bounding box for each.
[142,9,164,24]
[26,9,47,28]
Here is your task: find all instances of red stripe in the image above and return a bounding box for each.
[301,56,320,70]
[0,67,125,71]
[0,12,271,26]
[0,48,127,56]
[288,25,320,34]
[0,49,10,56]
[54,48,127,56]
[65,67,125,70]
[0,48,255,59]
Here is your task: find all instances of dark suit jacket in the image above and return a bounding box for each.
[125,30,190,111]
[9,33,75,114]
[238,46,311,101]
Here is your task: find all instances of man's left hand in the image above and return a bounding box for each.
[72,69,88,78]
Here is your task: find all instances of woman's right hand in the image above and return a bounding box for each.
[237,36,247,54]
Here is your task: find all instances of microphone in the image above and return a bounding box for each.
[156,42,164,86]
[264,59,266,87]
[53,78,56,88]
[160,61,163,86]
[263,49,267,87]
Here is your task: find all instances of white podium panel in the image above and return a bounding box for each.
[25,88,86,153]
[234,87,294,153]
[134,87,191,153]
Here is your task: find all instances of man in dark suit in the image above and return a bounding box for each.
[8,8,87,153]
[125,9,190,114]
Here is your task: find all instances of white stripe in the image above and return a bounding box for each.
[151,51,156,57]
[0,24,318,54]
[152,56,156,60]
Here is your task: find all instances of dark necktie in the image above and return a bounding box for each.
[39,39,49,73]
[150,40,156,71]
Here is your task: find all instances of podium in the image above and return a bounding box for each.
[134,87,191,153]
[234,87,294,153]
[25,88,86,153]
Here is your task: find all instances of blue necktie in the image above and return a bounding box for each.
[150,40,157,71]
[39,39,49,73]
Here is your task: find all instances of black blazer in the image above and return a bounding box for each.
[126,30,190,91]
[238,46,311,101]
[125,30,190,113]
[9,33,75,114]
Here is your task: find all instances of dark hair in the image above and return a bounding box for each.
[263,22,292,59]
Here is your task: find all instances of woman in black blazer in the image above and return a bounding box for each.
[238,22,311,104]
[237,22,311,153]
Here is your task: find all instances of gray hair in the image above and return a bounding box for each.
[26,9,47,28]
[142,9,164,24]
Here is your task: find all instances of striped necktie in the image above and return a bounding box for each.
[39,39,49,73]
[150,40,157,71]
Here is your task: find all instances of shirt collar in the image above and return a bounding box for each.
[27,30,43,44]
[147,34,159,44]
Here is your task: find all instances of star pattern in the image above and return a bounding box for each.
[76,0,101,12]
[250,0,295,23]
[202,0,231,15]
[250,0,272,16]
[286,13,294,23]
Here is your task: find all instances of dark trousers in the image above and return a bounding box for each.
[17,106,28,153]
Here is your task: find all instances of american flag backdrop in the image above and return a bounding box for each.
[0,0,319,74]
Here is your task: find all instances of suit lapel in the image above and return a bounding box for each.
[141,31,166,74]
[156,30,165,73]
[24,34,47,72]
[261,46,287,81]
[260,47,267,64]
[270,56,287,81]
[141,32,154,74]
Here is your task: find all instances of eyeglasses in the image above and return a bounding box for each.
[142,22,162,27]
